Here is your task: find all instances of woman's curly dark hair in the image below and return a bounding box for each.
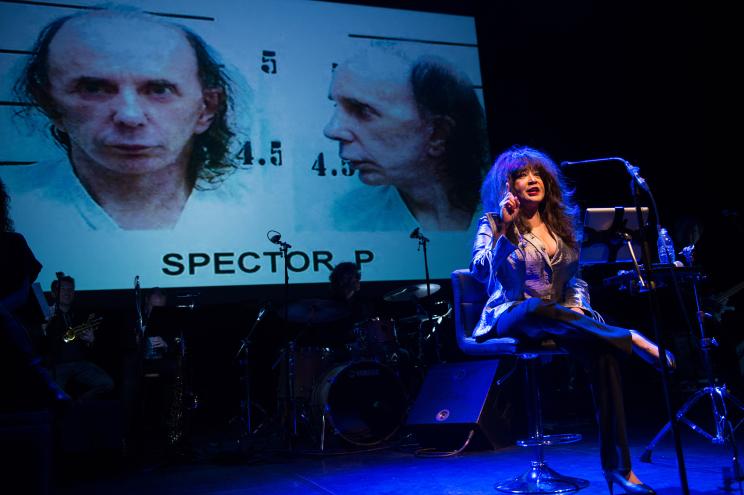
[13,7,236,187]
[482,146,580,250]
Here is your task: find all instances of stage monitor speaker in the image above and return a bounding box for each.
[406,359,512,450]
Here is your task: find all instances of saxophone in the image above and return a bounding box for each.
[166,333,198,449]
[165,334,185,448]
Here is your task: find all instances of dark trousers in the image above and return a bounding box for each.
[52,361,114,400]
[495,298,633,473]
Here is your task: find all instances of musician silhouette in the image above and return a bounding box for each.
[44,275,113,399]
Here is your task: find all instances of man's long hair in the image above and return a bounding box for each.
[482,146,580,250]
[13,8,236,187]
[410,56,489,215]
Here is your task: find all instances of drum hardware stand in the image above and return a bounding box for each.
[409,228,441,363]
[234,304,270,441]
[287,340,299,437]
[640,245,744,493]
[316,411,326,452]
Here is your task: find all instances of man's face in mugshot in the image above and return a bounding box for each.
[323,55,434,189]
[46,15,218,177]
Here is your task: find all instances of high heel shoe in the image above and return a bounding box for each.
[604,470,656,495]
[629,330,676,371]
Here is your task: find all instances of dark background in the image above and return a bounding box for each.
[351,0,707,219]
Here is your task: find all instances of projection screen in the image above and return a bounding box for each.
[0,0,486,291]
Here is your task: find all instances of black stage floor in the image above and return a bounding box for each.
[55,425,738,495]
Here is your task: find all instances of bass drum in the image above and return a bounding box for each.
[313,361,407,446]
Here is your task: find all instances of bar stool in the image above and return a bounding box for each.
[451,269,589,493]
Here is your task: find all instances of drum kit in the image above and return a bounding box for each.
[271,283,451,449]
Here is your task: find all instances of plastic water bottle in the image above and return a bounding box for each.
[657,227,676,264]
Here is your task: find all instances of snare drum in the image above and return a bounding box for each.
[312,361,407,446]
[350,317,398,361]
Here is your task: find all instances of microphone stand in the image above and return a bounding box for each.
[134,276,143,346]
[566,156,689,492]
[624,162,690,495]
[234,306,268,441]
[411,229,439,363]
[417,231,432,299]
[49,272,65,379]
[271,234,297,439]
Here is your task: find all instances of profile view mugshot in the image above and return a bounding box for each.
[323,47,489,232]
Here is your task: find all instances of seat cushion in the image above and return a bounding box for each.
[451,269,566,358]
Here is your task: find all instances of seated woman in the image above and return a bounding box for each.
[471,146,673,495]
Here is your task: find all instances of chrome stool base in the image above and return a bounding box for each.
[494,461,589,494]
[517,433,582,448]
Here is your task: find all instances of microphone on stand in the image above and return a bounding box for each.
[561,156,649,192]
[267,230,291,249]
[256,304,270,322]
[560,157,617,167]
[409,227,429,242]
[235,303,271,360]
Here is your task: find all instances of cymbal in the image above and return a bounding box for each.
[384,283,440,302]
[280,298,350,324]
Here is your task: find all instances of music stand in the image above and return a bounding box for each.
[581,207,649,289]
[31,282,52,321]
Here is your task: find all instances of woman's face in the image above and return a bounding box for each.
[511,167,545,207]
